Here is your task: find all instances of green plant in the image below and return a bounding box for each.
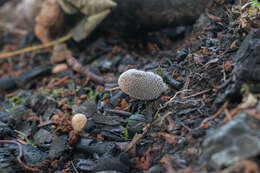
[155,66,163,77]
[6,95,24,115]
[242,0,260,15]
[8,95,24,105]
[102,93,110,99]
[250,0,260,10]
[122,128,129,140]
[84,87,99,100]
[5,102,16,115]
[240,83,250,96]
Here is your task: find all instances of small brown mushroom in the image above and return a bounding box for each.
[71,113,87,132]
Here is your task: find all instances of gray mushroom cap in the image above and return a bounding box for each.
[118,69,168,100]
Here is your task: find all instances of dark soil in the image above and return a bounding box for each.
[0,0,260,173]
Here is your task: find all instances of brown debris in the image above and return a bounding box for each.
[135,147,152,170]
[160,154,176,173]
[51,113,72,134]
[51,44,72,63]
[158,132,179,145]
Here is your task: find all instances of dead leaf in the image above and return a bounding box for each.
[238,93,257,109]
[135,147,152,170]
[158,132,178,145]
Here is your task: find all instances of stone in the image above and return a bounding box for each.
[202,113,260,170]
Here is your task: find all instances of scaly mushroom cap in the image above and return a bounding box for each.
[118,69,168,100]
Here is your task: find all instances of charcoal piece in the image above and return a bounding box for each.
[24,94,57,116]
[7,105,28,129]
[146,164,165,173]
[101,130,125,142]
[23,144,48,167]
[0,121,14,139]
[0,144,22,172]
[0,77,17,91]
[76,139,116,156]
[0,110,9,123]
[93,113,121,126]
[33,129,52,149]
[76,159,97,172]
[165,75,183,90]
[49,135,68,159]
[94,153,130,172]
[15,65,52,88]
[127,114,146,135]
[72,101,97,115]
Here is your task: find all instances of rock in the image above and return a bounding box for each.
[202,113,260,170]
[233,28,260,84]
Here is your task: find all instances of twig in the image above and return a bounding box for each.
[200,101,229,128]
[104,86,120,92]
[0,140,41,172]
[66,55,116,84]
[183,88,211,99]
[0,33,72,59]
[71,161,79,173]
[154,89,191,117]
[181,77,190,98]
[125,124,150,152]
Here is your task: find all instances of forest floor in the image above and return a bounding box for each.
[0,0,260,173]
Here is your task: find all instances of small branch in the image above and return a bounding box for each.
[0,140,41,172]
[200,101,229,128]
[183,88,211,99]
[0,33,72,59]
[125,124,150,152]
[66,55,116,84]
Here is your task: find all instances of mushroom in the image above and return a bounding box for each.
[118,69,168,100]
[71,113,87,132]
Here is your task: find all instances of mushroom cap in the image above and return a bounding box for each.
[71,113,87,132]
[118,69,168,100]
